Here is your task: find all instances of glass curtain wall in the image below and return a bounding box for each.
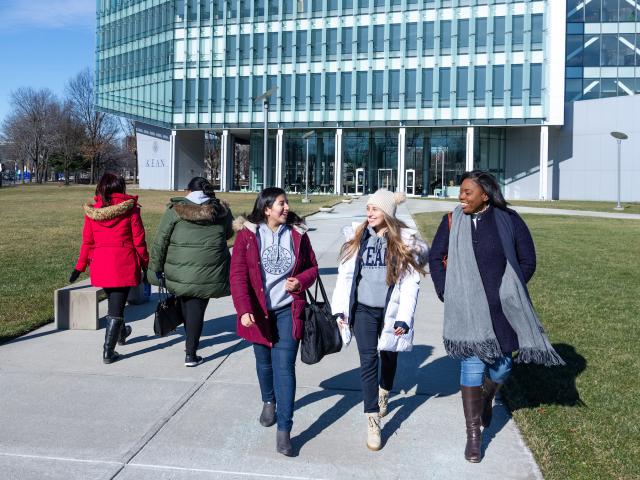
[249,132,277,191]
[428,129,466,196]
[474,128,506,185]
[283,130,336,194]
[342,129,398,194]
[405,129,430,196]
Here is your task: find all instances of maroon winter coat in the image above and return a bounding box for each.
[230,216,318,347]
[75,193,149,288]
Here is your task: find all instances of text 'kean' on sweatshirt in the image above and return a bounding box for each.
[357,226,388,309]
[258,223,296,311]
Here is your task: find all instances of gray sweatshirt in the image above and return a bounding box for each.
[357,226,389,308]
[258,223,296,311]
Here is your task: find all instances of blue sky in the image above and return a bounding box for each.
[0,0,95,124]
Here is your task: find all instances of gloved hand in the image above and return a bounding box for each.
[69,269,81,283]
[155,271,164,280]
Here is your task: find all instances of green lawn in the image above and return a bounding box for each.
[0,184,342,342]
[414,212,640,480]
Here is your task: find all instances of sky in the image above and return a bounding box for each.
[0,0,95,125]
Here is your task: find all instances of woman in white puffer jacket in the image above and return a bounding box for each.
[331,189,428,452]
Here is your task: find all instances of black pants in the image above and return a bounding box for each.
[353,303,398,413]
[179,296,209,356]
[104,287,130,318]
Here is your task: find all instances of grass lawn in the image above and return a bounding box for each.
[414,212,640,480]
[0,184,342,342]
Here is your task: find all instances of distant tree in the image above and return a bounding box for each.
[50,101,87,185]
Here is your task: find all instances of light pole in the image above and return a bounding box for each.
[610,131,628,210]
[254,87,276,189]
[302,130,315,203]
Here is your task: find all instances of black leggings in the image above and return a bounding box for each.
[179,296,209,356]
[104,287,131,318]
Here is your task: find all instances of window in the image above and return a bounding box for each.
[239,34,250,65]
[268,0,279,17]
[282,31,292,60]
[474,66,486,106]
[422,68,433,107]
[372,70,384,108]
[295,73,306,108]
[530,64,542,105]
[373,25,385,54]
[406,23,417,56]
[310,73,321,109]
[389,70,400,107]
[212,77,222,112]
[492,65,504,106]
[512,15,524,51]
[312,0,323,16]
[601,34,618,66]
[326,28,337,59]
[343,0,353,13]
[494,17,505,52]
[342,27,353,56]
[456,67,468,107]
[510,64,523,106]
[325,72,337,108]
[458,19,469,53]
[328,0,338,13]
[282,74,292,107]
[602,0,619,22]
[475,18,487,53]
[405,69,416,108]
[390,24,401,53]
[173,79,184,112]
[225,77,235,109]
[311,29,322,59]
[357,26,369,55]
[423,21,435,54]
[252,77,263,110]
[374,0,384,12]
[226,36,236,65]
[283,0,294,17]
[268,32,278,63]
[356,71,368,108]
[440,20,451,54]
[255,0,265,17]
[439,68,450,107]
[254,33,264,62]
[238,76,250,111]
[296,31,307,61]
[341,71,352,108]
[198,78,209,107]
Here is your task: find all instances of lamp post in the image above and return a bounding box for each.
[610,131,628,210]
[302,130,315,203]
[254,87,276,189]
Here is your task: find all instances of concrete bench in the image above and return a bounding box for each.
[55,279,148,330]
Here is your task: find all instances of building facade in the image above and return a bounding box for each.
[96,1,638,201]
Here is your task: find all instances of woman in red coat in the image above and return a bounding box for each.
[70,173,149,364]
[230,187,318,456]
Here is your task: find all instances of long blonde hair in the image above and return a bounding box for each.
[340,213,426,285]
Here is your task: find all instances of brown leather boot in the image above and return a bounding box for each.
[481,377,501,428]
[461,386,483,463]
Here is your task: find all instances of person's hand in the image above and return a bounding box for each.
[155,271,164,280]
[393,321,410,336]
[284,277,301,292]
[69,269,81,283]
[240,313,256,328]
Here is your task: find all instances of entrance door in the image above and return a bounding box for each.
[405,169,416,196]
[377,168,393,190]
[355,168,366,194]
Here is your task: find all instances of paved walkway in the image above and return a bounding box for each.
[405,198,640,220]
[0,198,542,480]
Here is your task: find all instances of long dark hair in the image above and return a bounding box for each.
[247,187,303,225]
[96,172,126,205]
[460,170,508,210]
[187,176,215,197]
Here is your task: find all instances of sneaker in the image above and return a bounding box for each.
[184,354,204,367]
[378,387,390,417]
[366,413,382,451]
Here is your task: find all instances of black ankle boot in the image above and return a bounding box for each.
[103,316,123,364]
[461,385,483,463]
[117,324,132,346]
[260,402,276,427]
[481,377,501,428]
[276,430,293,457]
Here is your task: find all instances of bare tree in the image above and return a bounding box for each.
[66,68,119,184]
[119,118,138,183]
[54,101,87,185]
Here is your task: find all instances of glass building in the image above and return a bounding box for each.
[95,1,568,198]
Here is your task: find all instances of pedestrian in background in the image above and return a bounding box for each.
[70,172,149,364]
[429,170,564,463]
[149,176,233,367]
[332,189,428,451]
[230,187,318,456]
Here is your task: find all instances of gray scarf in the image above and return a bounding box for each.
[443,206,564,366]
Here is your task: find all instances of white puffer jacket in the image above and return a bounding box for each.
[331,222,429,352]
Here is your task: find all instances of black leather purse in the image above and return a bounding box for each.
[301,276,342,365]
[153,278,184,336]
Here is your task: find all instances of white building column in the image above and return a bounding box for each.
[334,128,343,194]
[169,130,177,190]
[539,125,549,200]
[275,129,284,188]
[220,129,232,192]
[397,127,406,192]
[465,126,475,172]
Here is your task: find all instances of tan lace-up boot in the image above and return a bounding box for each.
[378,387,390,417]
[366,413,382,451]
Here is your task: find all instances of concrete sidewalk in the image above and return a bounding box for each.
[0,197,542,480]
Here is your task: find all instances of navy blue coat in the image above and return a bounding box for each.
[428,207,536,353]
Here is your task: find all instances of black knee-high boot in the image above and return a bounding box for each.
[461,385,483,463]
[481,377,501,428]
[103,316,123,364]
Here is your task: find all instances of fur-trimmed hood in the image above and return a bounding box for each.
[232,215,309,235]
[171,198,230,225]
[83,193,138,225]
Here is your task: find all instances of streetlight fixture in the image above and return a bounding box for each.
[610,131,628,210]
[254,87,277,189]
[302,130,315,203]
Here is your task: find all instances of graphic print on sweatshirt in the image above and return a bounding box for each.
[362,240,386,268]
[261,243,293,275]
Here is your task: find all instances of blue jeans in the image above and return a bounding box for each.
[252,305,299,432]
[460,355,513,387]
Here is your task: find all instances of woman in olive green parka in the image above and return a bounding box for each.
[149,177,233,367]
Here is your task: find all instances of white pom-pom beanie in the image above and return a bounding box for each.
[366,189,407,218]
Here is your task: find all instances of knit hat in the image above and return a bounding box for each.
[367,189,406,218]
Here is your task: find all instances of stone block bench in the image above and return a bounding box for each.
[55,279,148,330]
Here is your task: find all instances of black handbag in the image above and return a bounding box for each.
[301,276,342,365]
[153,278,184,337]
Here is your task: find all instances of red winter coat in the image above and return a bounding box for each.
[230,216,318,347]
[75,193,149,288]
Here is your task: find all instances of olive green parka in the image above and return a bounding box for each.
[149,196,233,299]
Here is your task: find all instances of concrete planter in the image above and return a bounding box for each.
[319,206,334,213]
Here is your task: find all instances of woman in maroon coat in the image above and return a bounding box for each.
[230,187,318,456]
[70,173,149,364]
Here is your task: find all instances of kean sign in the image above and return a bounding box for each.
[137,124,172,189]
